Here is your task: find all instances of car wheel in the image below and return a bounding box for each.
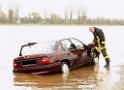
[61,62,69,73]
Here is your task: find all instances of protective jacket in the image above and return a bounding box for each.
[93,27,106,50]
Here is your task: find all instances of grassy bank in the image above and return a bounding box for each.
[0,23,124,26]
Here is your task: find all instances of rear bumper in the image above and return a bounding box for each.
[13,62,61,74]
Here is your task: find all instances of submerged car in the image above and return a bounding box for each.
[13,38,95,74]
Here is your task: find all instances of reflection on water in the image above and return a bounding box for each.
[13,63,121,90]
[14,65,98,90]
[13,64,119,90]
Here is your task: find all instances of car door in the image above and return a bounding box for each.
[69,38,90,66]
[61,39,84,67]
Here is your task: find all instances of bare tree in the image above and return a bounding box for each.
[77,6,87,24]
[69,6,74,24]
[0,4,1,11]
[8,6,14,23]
[81,7,87,24]
[64,7,69,24]
[3,3,124,25]
[50,12,62,24]
[50,13,57,24]
[43,10,48,24]
[13,3,20,23]
[8,2,20,24]
[28,12,42,23]
[43,8,50,24]
[77,8,81,24]
[0,4,7,23]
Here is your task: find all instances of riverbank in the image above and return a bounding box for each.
[0,24,124,26]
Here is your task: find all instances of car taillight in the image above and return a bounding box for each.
[13,62,17,68]
[41,58,50,65]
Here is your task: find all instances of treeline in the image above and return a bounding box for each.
[0,5,124,25]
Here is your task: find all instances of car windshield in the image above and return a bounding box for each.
[21,41,56,55]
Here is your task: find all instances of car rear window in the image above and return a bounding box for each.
[22,41,56,55]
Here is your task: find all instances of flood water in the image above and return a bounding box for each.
[0,26,124,90]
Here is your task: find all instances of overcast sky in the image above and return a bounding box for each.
[0,0,124,19]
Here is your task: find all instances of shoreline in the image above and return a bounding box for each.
[0,24,124,26]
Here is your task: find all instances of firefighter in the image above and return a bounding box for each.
[89,27,110,67]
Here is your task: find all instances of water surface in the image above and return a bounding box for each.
[0,26,124,90]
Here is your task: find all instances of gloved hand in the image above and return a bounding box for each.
[87,43,93,49]
[94,48,100,59]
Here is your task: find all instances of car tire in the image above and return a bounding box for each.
[61,62,69,73]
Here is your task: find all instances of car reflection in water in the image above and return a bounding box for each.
[13,38,95,75]
[14,65,100,90]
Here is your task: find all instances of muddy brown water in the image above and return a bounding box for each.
[13,65,120,90]
[0,26,124,90]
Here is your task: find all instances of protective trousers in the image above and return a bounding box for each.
[101,48,110,62]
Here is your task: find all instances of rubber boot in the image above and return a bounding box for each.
[104,59,110,67]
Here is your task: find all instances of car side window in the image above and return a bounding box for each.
[70,39,84,49]
[61,39,72,51]
[58,44,63,52]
